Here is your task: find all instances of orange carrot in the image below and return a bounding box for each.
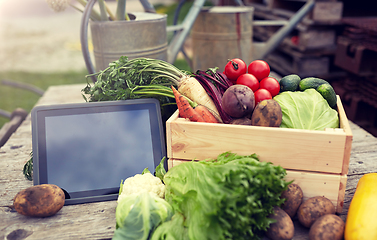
[194,105,219,123]
[171,86,205,122]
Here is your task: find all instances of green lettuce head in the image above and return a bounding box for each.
[158,152,290,240]
[113,192,173,240]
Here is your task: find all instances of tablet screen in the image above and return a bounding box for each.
[31,99,166,205]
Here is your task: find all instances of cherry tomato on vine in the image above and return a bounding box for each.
[248,60,270,81]
[224,58,247,84]
[254,88,272,106]
[259,77,280,97]
[236,73,259,92]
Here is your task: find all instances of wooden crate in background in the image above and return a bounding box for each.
[248,0,344,78]
[246,0,343,22]
[265,48,331,77]
[166,97,353,213]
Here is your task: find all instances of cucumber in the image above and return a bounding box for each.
[280,74,301,92]
[316,83,337,108]
[299,77,329,91]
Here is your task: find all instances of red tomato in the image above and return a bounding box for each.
[247,60,270,81]
[224,58,247,84]
[259,77,280,97]
[254,88,272,106]
[236,73,259,92]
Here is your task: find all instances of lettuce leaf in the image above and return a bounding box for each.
[160,152,290,240]
[273,89,339,130]
[151,212,190,240]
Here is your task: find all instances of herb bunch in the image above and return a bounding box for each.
[82,56,190,118]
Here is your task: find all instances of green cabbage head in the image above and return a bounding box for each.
[112,192,173,240]
[274,89,339,130]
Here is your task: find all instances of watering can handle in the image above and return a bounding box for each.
[80,0,97,83]
[80,0,206,83]
[139,0,157,13]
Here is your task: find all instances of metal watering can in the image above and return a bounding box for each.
[80,0,314,83]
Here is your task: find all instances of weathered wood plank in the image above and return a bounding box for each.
[1,201,117,240]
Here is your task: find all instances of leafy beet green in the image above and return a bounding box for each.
[193,68,233,123]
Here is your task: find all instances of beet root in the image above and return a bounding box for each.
[221,85,255,118]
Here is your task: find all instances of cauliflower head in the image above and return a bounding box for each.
[118,172,165,202]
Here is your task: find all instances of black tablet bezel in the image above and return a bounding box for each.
[31,99,166,205]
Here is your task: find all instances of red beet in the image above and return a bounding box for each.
[221,85,255,118]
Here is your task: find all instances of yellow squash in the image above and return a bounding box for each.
[345,173,377,240]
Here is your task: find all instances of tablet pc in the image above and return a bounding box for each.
[31,99,166,205]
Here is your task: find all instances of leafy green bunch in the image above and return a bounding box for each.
[154,152,291,240]
[83,56,184,101]
[82,56,189,119]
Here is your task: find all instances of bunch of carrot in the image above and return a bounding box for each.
[171,86,219,123]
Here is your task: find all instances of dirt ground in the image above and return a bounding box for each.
[0,0,175,73]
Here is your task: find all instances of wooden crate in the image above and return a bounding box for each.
[335,36,377,76]
[246,0,343,22]
[266,49,331,77]
[309,2,343,22]
[166,96,352,213]
[253,23,337,51]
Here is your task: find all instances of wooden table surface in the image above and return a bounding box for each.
[1,83,376,240]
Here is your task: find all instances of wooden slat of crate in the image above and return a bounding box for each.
[168,158,347,213]
[298,29,336,50]
[337,93,353,175]
[253,25,337,52]
[334,36,377,76]
[269,0,343,22]
[167,112,344,173]
[248,0,343,25]
[166,97,352,175]
[310,2,343,22]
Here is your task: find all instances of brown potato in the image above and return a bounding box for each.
[266,206,294,240]
[309,214,345,240]
[297,196,335,228]
[280,183,303,218]
[13,184,65,217]
[230,117,252,125]
[251,99,282,127]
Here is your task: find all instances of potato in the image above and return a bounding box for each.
[266,206,295,240]
[251,99,282,127]
[280,183,303,218]
[309,214,345,240]
[13,184,65,217]
[230,117,252,125]
[297,196,335,228]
